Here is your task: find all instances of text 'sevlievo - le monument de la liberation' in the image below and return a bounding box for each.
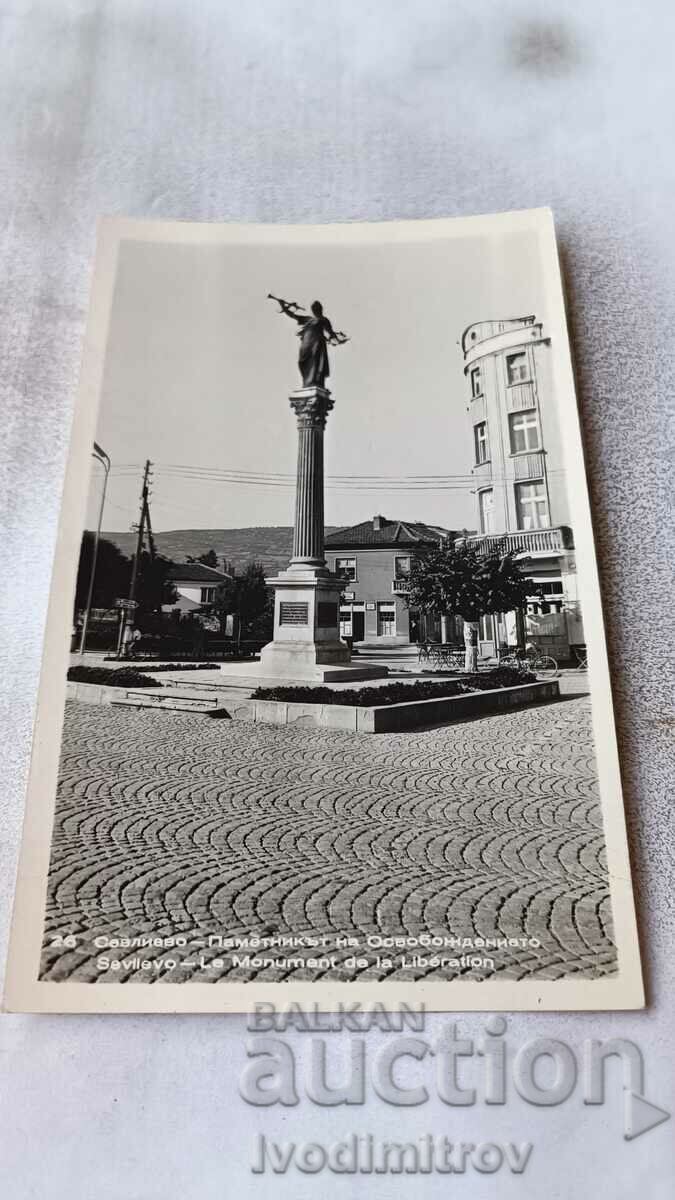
[258,296,386,682]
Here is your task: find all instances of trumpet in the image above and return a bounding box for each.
[267,293,305,312]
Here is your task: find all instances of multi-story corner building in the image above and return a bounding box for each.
[461,315,584,661]
[325,516,462,645]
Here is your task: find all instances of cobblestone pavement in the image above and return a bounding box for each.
[40,697,616,984]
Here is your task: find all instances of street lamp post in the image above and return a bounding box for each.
[78,442,111,656]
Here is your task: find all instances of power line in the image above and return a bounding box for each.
[155,462,567,479]
[110,460,567,484]
[158,463,481,481]
[150,474,565,493]
[156,474,476,488]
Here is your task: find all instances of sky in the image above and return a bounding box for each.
[89,225,551,534]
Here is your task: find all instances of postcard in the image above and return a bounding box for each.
[3,210,643,1011]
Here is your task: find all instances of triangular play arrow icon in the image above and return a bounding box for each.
[624,1091,671,1140]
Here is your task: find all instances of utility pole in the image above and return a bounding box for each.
[142,483,163,652]
[118,460,152,657]
[78,442,110,655]
[144,492,156,563]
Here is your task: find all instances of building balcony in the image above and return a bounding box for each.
[392,578,412,594]
[463,527,573,558]
[506,380,536,411]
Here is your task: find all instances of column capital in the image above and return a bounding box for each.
[289,386,334,428]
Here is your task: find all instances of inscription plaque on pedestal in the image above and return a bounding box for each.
[279,601,309,626]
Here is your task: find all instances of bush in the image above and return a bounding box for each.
[252,680,464,707]
[121,663,220,674]
[462,666,536,689]
[250,666,535,708]
[77,628,119,651]
[253,681,456,705]
[67,666,160,688]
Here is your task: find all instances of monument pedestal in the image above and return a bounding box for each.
[258,385,387,683]
[259,565,382,682]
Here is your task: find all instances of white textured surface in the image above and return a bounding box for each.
[0,2,673,1197]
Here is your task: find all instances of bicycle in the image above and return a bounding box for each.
[498,643,559,680]
[417,642,433,666]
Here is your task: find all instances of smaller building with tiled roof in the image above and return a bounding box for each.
[326,515,451,549]
[165,562,232,585]
[163,560,232,615]
[325,515,462,646]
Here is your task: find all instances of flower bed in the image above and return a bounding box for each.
[251,666,534,708]
[67,666,160,688]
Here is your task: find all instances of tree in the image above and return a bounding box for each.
[135,552,178,614]
[213,561,273,644]
[74,533,131,614]
[187,548,220,569]
[406,540,532,670]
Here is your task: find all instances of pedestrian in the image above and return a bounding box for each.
[122,625,141,658]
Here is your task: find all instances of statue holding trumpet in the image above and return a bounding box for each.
[267,294,349,389]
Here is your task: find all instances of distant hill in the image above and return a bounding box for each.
[98,527,340,575]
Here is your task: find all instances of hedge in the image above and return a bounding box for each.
[110,662,220,674]
[251,666,535,708]
[67,666,160,688]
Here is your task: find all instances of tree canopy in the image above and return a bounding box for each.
[406,540,532,623]
[74,534,177,617]
[213,561,273,639]
[135,552,178,612]
[187,548,220,569]
[74,534,131,612]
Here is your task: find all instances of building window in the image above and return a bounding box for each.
[470,365,482,397]
[506,351,530,384]
[335,557,357,581]
[478,488,494,534]
[515,480,549,530]
[200,586,216,603]
[509,409,540,453]
[394,555,411,579]
[474,421,489,464]
[526,578,564,615]
[377,603,396,638]
[528,600,563,615]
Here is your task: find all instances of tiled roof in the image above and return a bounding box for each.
[166,562,231,583]
[325,518,452,548]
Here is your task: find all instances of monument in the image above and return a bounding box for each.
[258,296,386,682]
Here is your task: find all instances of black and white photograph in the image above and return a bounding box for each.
[4,211,642,1012]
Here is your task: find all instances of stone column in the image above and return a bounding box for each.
[290,388,333,567]
[258,384,387,682]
